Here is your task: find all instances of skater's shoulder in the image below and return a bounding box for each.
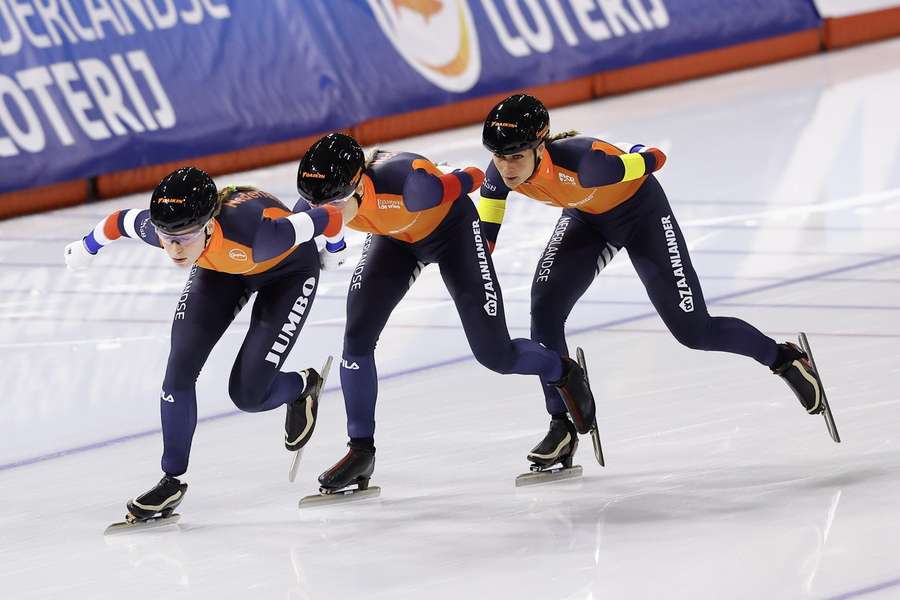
[545,134,599,168]
[366,150,432,193]
[215,186,291,245]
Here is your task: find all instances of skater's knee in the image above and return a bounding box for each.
[472,343,515,374]
[228,375,267,413]
[670,321,712,351]
[343,325,378,356]
[530,291,566,334]
[530,286,558,316]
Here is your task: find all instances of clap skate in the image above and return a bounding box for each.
[553,347,605,466]
[774,333,840,443]
[104,476,186,535]
[516,417,583,487]
[299,444,381,508]
[287,355,333,482]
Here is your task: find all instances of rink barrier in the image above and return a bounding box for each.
[93,130,351,200]
[3,17,900,220]
[823,5,900,48]
[2,29,816,220]
[0,180,88,221]
[97,29,823,201]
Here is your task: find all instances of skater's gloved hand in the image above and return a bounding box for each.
[319,240,347,271]
[644,147,666,172]
[64,238,95,271]
[624,145,666,174]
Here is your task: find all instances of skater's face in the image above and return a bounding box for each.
[159,222,212,268]
[491,143,542,188]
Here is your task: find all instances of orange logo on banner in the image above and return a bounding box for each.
[392,0,442,22]
[368,0,481,93]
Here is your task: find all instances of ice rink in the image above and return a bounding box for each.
[2,38,900,600]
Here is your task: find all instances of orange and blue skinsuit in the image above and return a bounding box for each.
[80,187,343,475]
[478,136,780,416]
[338,151,569,444]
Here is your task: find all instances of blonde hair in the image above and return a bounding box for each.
[215,185,259,213]
[547,130,579,143]
[365,149,390,169]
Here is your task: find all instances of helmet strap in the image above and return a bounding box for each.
[528,144,543,181]
[203,221,213,248]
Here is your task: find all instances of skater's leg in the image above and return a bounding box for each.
[341,234,421,441]
[437,207,563,381]
[228,257,320,413]
[530,211,618,415]
[316,236,418,493]
[626,179,779,366]
[161,266,248,476]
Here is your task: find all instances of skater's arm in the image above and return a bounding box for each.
[83,209,162,252]
[251,203,344,262]
[64,209,162,270]
[401,159,485,212]
[576,142,666,188]
[476,162,509,253]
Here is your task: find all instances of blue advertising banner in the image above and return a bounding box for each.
[0,1,821,194]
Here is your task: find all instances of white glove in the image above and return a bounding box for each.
[64,239,95,271]
[319,245,347,271]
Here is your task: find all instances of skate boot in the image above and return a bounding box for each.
[772,342,824,414]
[318,441,376,493]
[285,366,326,452]
[551,357,597,435]
[528,416,579,470]
[126,475,188,522]
[299,441,381,507]
[515,416,584,486]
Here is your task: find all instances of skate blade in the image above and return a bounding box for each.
[288,448,304,483]
[318,354,334,387]
[590,425,606,467]
[287,355,334,482]
[104,513,180,535]
[516,465,583,487]
[798,333,841,444]
[576,347,607,466]
[298,486,381,509]
[576,347,589,385]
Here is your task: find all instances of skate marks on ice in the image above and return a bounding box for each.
[577,347,606,467]
[298,485,382,509]
[798,332,841,444]
[104,513,181,535]
[288,355,334,483]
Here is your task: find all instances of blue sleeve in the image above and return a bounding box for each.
[251,206,341,262]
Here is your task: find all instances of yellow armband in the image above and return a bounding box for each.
[477,197,507,225]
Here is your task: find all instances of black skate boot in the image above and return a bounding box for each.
[318,441,376,493]
[285,366,326,452]
[299,440,381,507]
[551,357,597,435]
[126,476,188,522]
[528,416,579,469]
[772,342,824,414]
[516,416,583,487]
